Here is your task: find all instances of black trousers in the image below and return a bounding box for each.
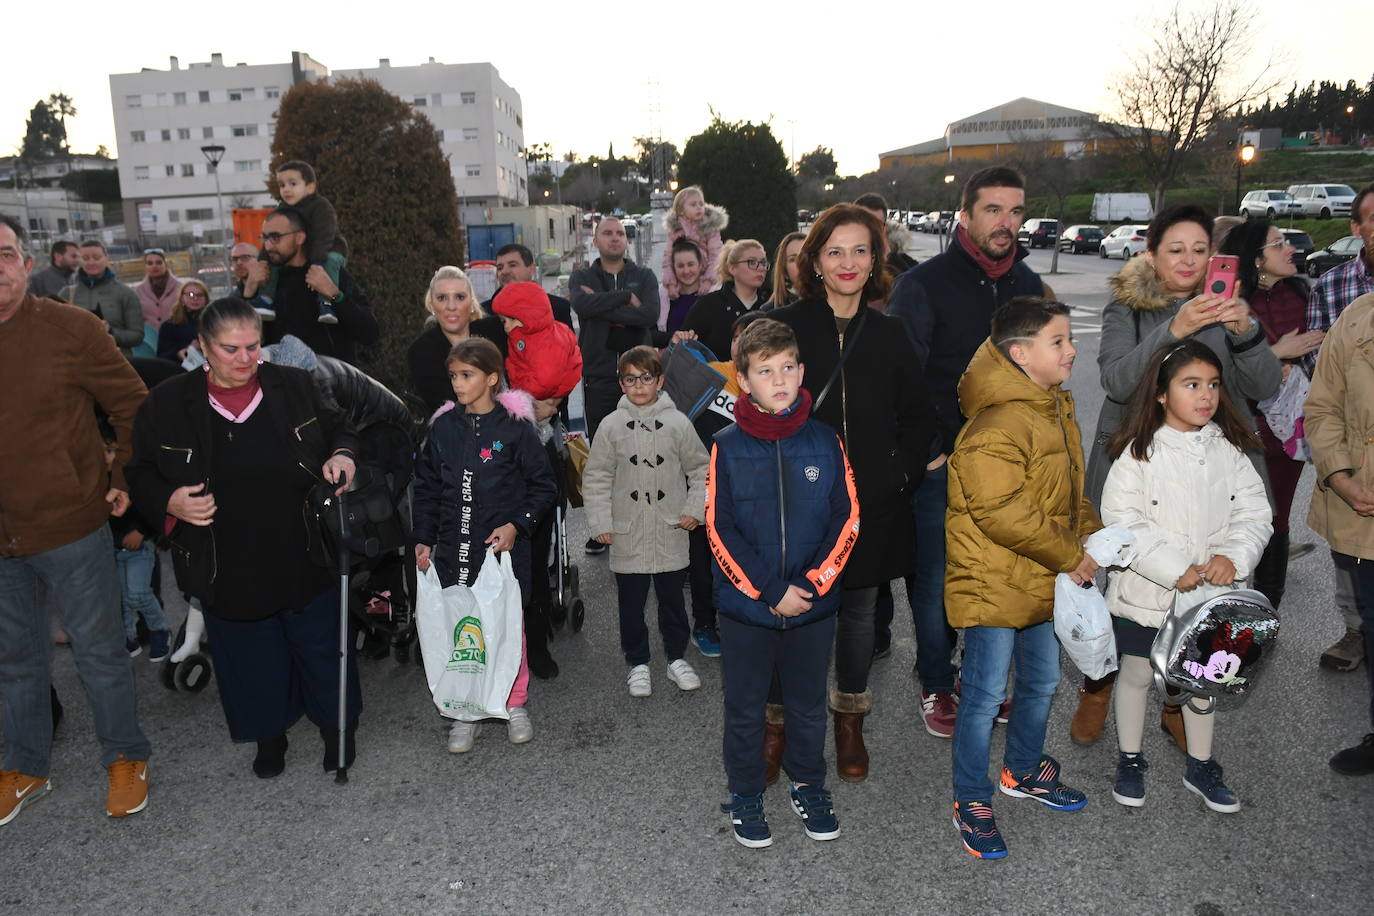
[720,613,836,795]
[615,570,689,665]
[203,587,362,742]
[687,525,717,631]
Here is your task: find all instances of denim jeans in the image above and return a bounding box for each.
[0,525,152,775]
[1348,555,1374,729]
[951,621,1059,802]
[907,462,958,692]
[115,539,171,641]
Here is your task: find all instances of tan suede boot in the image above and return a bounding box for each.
[1069,674,1115,746]
[831,689,872,783]
[763,704,786,787]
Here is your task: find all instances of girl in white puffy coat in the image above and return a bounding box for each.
[1099,339,1272,814]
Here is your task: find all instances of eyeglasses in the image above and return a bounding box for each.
[143,247,165,256]
[259,231,298,244]
[737,258,769,270]
[1260,238,1291,250]
[230,254,256,262]
[618,373,660,387]
[183,290,208,299]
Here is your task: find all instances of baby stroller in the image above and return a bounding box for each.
[548,498,586,633]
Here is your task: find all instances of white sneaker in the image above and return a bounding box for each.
[507,707,534,744]
[447,720,480,753]
[627,664,652,697]
[667,658,701,691]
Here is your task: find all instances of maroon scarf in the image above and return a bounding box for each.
[956,224,1015,281]
[734,387,812,441]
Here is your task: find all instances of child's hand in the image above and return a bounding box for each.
[485,523,517,553]
[414,544,432,571]
[120,530,144,551]
[772,585,814,618]
[594,533,613,545]
[1068,552,1099,586]
[1176,566,1204,592]
[1197,555,1237,587]
[678,515,699,531]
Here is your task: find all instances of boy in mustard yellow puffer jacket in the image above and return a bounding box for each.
[944,296,1102,860]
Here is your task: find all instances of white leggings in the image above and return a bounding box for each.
[1114,654,1214,759]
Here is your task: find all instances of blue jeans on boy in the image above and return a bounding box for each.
[1349,554,1374,729]
[115,538,171,641]
[616,570,690,665]
[907,462,958,692]
[0,525,152,776]
[951,620,1059,802]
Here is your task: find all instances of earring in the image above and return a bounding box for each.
[815,272,822,278]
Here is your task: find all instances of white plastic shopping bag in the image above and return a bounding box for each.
[1054,574,1119,679]
[416,548,522,721]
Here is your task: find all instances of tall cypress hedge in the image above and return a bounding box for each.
[677,117,796,260]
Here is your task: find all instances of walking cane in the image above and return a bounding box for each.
[334,469,352,785]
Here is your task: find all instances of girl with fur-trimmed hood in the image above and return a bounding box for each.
[661,185,728,299]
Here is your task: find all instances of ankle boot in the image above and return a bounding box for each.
[320,724,357,772]
[763,703,786,786]
[1253,531,1289,609]
[1069,673,1116,745]
[253,733,288,779]
[831,689,872,782]
[1160,702,1188,754]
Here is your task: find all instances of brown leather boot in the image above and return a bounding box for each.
[763,704,786,787]
[831,689,872,782]
[1160,701,1188,754]
[1069,674,1115,746]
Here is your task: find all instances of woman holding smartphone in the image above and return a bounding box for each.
[1070,204,1282,749]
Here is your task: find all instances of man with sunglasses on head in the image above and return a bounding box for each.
[246,207,378,365]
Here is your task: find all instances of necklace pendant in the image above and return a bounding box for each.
[226,429,234,441]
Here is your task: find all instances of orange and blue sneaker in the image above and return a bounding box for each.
[998,755,1088,811]
[952,801,1008,859]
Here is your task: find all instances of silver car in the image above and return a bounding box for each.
[1099,225,1149,259]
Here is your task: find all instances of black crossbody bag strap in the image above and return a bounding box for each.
[814,307,868,413]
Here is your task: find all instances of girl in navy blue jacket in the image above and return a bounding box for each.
[413,338,556,753]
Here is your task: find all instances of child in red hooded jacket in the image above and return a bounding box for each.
[492,282,583,407]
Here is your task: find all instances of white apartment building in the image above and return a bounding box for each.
[110,52,527,245]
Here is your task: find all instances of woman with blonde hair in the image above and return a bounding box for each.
[680,239,770,359]
[406,266,505,415]
[156,278,212,362]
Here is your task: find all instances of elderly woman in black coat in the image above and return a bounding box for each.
[771,204,935,782]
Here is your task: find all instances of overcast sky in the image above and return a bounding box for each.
[10,0,1371,177]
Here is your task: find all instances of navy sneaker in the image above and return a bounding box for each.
[125,638,142,659]
[584,538,607,556]
[692,625,721,658]
[148,629,172,663]
[1184,756,1240,813]
[317,302,340,325]
[789,783,840,841]
[998,755,1088,811]
[952,801,1008,859]
[1112,751,1148,807]
[721,792,772,848]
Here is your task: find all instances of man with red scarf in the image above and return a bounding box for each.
[883,166,1053,741]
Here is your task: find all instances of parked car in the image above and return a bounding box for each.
[1057,225,1105,254]
[1305,235,1363,277]
[1280,229,1315,272]
[1018,218,1059,249]
[1100,225,1149,259]
[1240,190,1301,219]
[1287,184,1356,219]
[906,211,925,230]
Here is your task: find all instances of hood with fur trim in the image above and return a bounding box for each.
[662,202,729,237]
[1108,252,1201,313]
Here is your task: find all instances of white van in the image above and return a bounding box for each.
[1286,184,1356,219]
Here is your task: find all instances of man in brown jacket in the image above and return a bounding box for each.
[0,214,153,826]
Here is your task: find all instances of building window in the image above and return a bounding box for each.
[186,207,213,220]
[265,86,280,99]
[234,159,262,173]
[134,166,149,180]
[165,165,175,177]
[161,129,172,142]
[431,93,442,106]
[228,88,254,102]
[198,90,211,103]
[462,127,478,141]
[460,91,475,104]
[156,93,169,106]
[498,166,506,181]
[182,163,195,177]
[412,96,427,107]
[177,127,191,140]
[231,124,258,137]
[494,96,501,110]
[130,130,146,143]
[168,209,180,223]
[465,164,481,177]
[202,126,214,139]
[434,129,444,142]
[126,94,141,108]
[174,92,187,105]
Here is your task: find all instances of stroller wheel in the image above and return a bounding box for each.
[174,654,213,693]
[571,598,586,633]
[159,658,177,690]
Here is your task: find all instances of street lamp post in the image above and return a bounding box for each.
[200,144,229,247]
[1235,141,1255,216]
[941,173,956,252]
[1347,105,1357,146]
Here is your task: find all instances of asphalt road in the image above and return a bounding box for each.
[8,228,1373,916]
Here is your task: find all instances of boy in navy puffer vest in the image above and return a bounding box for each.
[707,319,859,849]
